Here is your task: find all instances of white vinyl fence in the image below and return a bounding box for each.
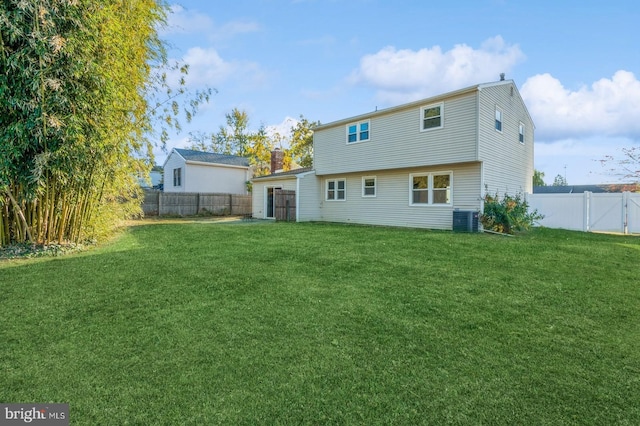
[526,192,640,234]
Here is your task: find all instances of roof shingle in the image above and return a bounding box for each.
[175,148,250,167]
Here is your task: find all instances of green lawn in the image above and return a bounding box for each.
[1,221,639,425]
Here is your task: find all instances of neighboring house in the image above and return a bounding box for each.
[163,148,252,194]
[253,78,534,230]
[138,167,163,189]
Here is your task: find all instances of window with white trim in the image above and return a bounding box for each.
[362,176,376,197]
[326,179,346,201]
[173,168,182,187]
[410,172,452,205]
[420,103,443,131]
[495,107,503,132]
[347,121,370,143]
[519,122,525,143]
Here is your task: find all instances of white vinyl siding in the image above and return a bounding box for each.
[297,171,321,221]
[251,177,298,219]
[314,92,478,175]
[163,150,251,194]
[319,163,480,230]
[478,83,534,195]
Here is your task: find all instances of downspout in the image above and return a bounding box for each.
[476,87,484,215]
[296,175,301,222]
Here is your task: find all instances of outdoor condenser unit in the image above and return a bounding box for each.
[452,210,479,233]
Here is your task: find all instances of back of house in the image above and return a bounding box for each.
[252,78,534,230]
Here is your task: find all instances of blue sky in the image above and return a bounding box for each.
[158,0,640,185]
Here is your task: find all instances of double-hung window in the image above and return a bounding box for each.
[326,179,346,201]
[362,176,376,197]
[410,172,452,205]
[173,168,182,187]
[519,122,525,143]
[420,103,443,131]
[495,107,503,132]
[347,121,370,143]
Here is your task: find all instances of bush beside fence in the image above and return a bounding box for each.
[143,190,251,217]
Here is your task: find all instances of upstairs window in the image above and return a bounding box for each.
[347,121,370,143]
[420,103,443,131]
[173,168,182,187]
[326,179,346,201]
[495,107,503,132]
[519,122,525,143]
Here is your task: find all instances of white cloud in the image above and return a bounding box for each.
[521,70,640,140]
[160,5,214,35]
[161,5,259,40]
[350,36,525,104]
[168,47,267,90]
[266,116,299,141]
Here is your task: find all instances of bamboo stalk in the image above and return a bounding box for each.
[5,188,33,243]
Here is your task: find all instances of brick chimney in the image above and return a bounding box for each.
[270,148,284,174]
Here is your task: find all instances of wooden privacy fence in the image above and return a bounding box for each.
[526,192,640,234]
[143,190,252,217]
[275,189,296,222]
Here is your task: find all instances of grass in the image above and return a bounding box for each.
[1,221,639,425]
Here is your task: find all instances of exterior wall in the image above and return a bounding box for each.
[251,177,298,219]
[313,91,479,175]
[163,151,250,194]
[163,153,186,193]
[477,83,534,196]
[297,172,322,221]
[184,163,249,195]
[316,163,481,230]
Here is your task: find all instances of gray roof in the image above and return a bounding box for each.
[253,167,314,180]
[174,148,250,167]
[534,185,616,194]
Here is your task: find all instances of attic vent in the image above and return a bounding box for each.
[500,73,505,81]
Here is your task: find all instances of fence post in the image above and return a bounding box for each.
[584,191,591,232]
[623,192,629,235]
[158,191,163,216]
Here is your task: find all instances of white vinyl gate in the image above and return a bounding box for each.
[526,192,640,234]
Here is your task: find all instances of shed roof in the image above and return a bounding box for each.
[174,148,250,167]
[252,167,314,181]
[533,185,626,194]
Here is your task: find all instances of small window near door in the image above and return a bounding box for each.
[326,179,346,200]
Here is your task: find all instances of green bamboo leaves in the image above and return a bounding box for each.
[0,0,193,246]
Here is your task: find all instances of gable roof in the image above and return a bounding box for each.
[314,79,531,131]
[174,148,250,167]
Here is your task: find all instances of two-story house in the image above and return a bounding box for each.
[252,79,534,230]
